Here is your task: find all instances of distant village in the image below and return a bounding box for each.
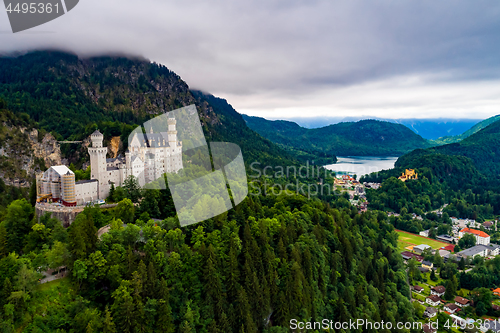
[332,173,381,213]
[333,169,417,213]
[401,221,500,332]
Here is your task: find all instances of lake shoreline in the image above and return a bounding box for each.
[324,156,398,178]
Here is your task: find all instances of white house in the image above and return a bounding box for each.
[459,228,490,245]
[424,307,437,318]
[430,286,445,297]
[426,295,441,307]
[454,296,470,308]
[414,244,432,254]
[444,303,459,314]
[420,229,430,237]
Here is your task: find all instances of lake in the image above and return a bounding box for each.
[324,156,398,178]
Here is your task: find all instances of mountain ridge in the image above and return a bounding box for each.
[431,114,500,145]
[243,114,432,157]
[395,117,500,184]
[0,50,300,183]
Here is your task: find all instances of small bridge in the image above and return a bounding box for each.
[57,141,83,144]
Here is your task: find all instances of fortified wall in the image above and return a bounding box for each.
[35,202,118,227]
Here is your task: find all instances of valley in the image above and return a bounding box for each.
[1,51,500,332]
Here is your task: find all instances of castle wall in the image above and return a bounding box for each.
[75,180,98,204]
[36,202,118,227]
[37,120,183,205]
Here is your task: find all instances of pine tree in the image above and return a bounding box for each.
[0,278,13,308]
[126,246,136,278]
[444,274,458,300]
[430,268,438,281]
[459,257,466,270]
[81,209,98,252]
[103,306,117,333]
[137,260,147,296]
[86,322,94,333]
[179,321,193,333]
[68,224,87,261]
[205,245,224,320]
[0,225,7,258]
[112,282,135,333]
[227,238,240,302]
[109,183,116,202]
[207,320,217,333]
[131,270,145,332]
[156,279,174,333]
[145,261,158,299]
[236,287,256,333]
[219,311,230,333]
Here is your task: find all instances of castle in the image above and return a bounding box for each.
[398,169,418,182]
[37,116,183,206]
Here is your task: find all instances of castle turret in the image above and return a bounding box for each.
[90,129,104,148]
[88,130,107,198]
[62,171,76,206]
[167,117,178,145]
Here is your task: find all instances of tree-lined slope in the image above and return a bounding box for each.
[0,51,297,170]
[431,114,500,145]
[397,118,500,177]
[243,115,431,157]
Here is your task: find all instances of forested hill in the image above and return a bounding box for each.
[396,118,500,183]
[431,114,500,145]
[0,51,296,170]
[243,114,431,156]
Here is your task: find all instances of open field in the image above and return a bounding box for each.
[396,229,450,252]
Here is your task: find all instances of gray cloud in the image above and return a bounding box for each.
[1,0,499,119]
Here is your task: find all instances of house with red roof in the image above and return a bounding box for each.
[454,296,470,307]
[431,286,446,297]
[459,228,490,245]
[401,251,424,262]
[444,303,460,314]
[426,295,442,307]
[413,285,424,293]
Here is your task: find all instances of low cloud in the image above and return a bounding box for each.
[1,0,499,119]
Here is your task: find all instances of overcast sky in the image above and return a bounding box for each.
[1,0,500,120]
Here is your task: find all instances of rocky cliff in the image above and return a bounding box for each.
[0,123,62,186]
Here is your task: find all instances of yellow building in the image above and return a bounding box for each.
[399,169,418,182]
[422,260,434,270]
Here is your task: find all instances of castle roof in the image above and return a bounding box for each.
[75,179,98,184]
[91,130,103,136]
[145,133,170,148]
[131,155,143,163]
[49,165,74,176]
[460,228,489,238]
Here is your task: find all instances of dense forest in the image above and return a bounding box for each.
[0,184,420,332]
[431,114,500,145]
[3,50,500,333]
[397,119,500,179]
[242,115,431,156]
[0,50,423,332]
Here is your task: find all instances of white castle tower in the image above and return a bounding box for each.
[166,117,183,173]
[88,130,108,199]
[167,117,177,144]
